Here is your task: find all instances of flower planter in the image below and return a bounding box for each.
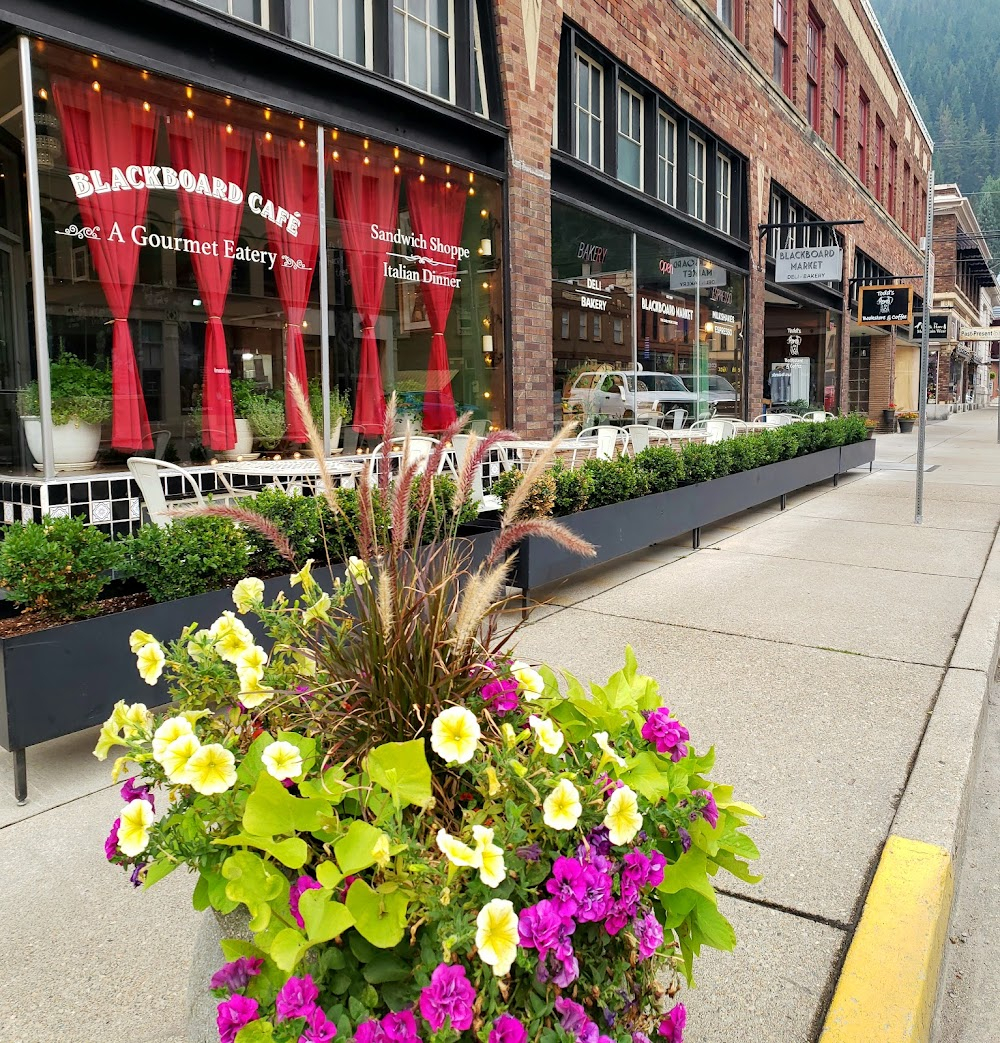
[22,416,102,472]
[897,419,915,433]
[882,409,897,427]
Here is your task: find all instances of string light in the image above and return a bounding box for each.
[483,391,491,399]
[419,173,426,182]
[482,281,489,290]
[264,108,271,120]
[186,86,193,99]
[419,155,425,166]
[293,452,302,460]
[299,138,306,147]
[480,209,488,218]
[333,150,340,160]
[91,56,99,69]
[142,70,149,80]
[445,164,451,174]
[37,88,47,101]
[363,138,369,149]
[92,81,101,93]
[446,180,452,189]
[393,164,400,175]
[265,130,273,141]
[143,101,152,112]
[332,129,339,140]
[468,172,475,183]
[298,118,304,130]
[363,155,370,165]
[224,96,231,106]
[186,108,194,119]
[393,146,400,159]
[226,123,233,134]
[468,187,475,196]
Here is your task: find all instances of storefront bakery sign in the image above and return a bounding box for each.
[775,245,843,283]
[858,284,913,326]
[373,225,469,288]
[669,256,726,290]
[67,166,305,236]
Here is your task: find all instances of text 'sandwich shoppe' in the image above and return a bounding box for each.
[21,40,505,483]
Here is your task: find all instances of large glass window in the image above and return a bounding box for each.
[196,0,268,27]
[874,118,884,201]
[574,51,603,169]
[392,0,454,102]
[806,10,822,132]
[617,85,643,189]
[289,0,369,66]
[687,134,706,221]
[656,111,676,206]
[716,0,743,37]
[773,0,791,97]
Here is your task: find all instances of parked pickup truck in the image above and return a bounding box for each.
[564,370,699,421]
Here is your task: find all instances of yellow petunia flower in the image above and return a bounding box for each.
[528,715,564,756]
[473,824,506,888]
[117,798,156,857]
[185,743,237,795]
[430,707,481,765]
[152,716,194,763]
[93,720,124,762]
[261,740,303,782]
[187,630,216,663]
[238,669,274,709]
[135,641,165,686]
[372,832,392,868]
[347,556,372,586]
[485,766,501,796]
[129,629,156,654]
[290,558,317,591]
[110,755,132,783]
[232,577,265,614]
[302,592,332,626]
[511,660,544,698]
[604,785,643,846]
[476,899,518,976]
[236,645,268,676]
[215,628,252,666]
[436,829,479,868]
[160,733,202,784]
[594,731,628,769]
[543,778,582,831]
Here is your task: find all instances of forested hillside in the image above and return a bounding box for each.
[872,0,1000,229]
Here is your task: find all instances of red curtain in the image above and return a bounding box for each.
[405,175,468,433]
[257,135,320,443]
[167,114,251,451]
[333,153,400,436]
[51,80,157,450]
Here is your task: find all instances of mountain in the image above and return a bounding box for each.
[871,0,1000,230]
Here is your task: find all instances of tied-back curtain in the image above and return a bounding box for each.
[405,175,467,433]
[333,152,400,436]
[51,79,157,450]
[167,115,251,451]
[257,134,320,442]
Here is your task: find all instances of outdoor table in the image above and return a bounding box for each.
[212,456,365,494]
[496,437,602,468]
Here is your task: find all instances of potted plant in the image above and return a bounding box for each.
[247,395,287,451]
[308,378,353,450]
[863,417,878,439]
[223,380,263,461]
[17,352,112,471]
[896,411,918,433]
[882,401,897,428]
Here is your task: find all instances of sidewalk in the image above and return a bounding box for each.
[2,410,998,1043]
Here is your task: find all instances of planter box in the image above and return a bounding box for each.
[515,442,876,592]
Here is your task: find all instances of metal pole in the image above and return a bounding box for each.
[630,232,638,420]
[316,124,331,456]
[694,262,702,419]
[915,169,935,524]
[18,35,55,480]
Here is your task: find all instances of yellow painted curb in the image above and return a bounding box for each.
[819,836,953,1043]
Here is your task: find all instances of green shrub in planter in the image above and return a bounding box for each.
[491,468,557,517]
[414,476,480,542]
[770,425,802,461]
[241,487,329,573]
[124,516,251,603]
[581,457,649,507]
[635,445,685,492]
[840,413,868,444]
[0,515,121,619]
[551,461,593,516]
[678,442,718,484]
[710,438,736,477]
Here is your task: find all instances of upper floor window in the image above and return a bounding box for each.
[902,160,910,231]
[857,90,869,183]
[913,177,921,240]
[716,0,743,37]
[773,0,791,97]
[289,0,368,65]
[392,0,454,102]
[874,118,884,200]
[833,53,846,158]
[716,153,732,234]
[687,133,706,221]
[575,50,603,169]
[887,139,897,215]
[657,110,677,206]
[198,0,268,26]
[806,11,822,132]
[617,84,643,189]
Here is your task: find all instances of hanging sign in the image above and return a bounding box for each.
[958,326,1000,341]
[775,246,843,283]
[858,284,913,326]
[669,256,726,290]
[912,313,950,340]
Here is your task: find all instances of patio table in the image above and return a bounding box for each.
[212,456,365,495]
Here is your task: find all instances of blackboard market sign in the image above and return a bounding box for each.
[775,246,843,283]
[858,284,913,326]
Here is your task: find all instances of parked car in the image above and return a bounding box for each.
[678,374,738,405]
[563,370,698,421]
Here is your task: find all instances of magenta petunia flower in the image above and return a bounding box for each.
[634,908,664,960]
[276,974,320,1022]
[121,776,155,811]
[658,1004,686,1043]
[691,789,719,829]
[210,956,264,993]
[419,963,476,1032]
[380,1010,420,1043]
[217,994,260,1043]
[552,949,580,987]
[641,708,690,762]
[104,818,120,861]
[603,900,630,937]
[129,863,147,888]
[620,850,651,906]
[576,863,613,923]
[546,856,587,917]
[646,849,667,888]
[481,676,520,715]
[518,899,575,961]
[300,1005,338,1043]
[489,1014,527,1043]
[354,1019,383,1043]
[289,875,323,928]
[677,827,692,853]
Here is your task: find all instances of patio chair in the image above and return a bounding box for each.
[451,433,501,513]
[371,435,457,478]
[689,419,736,444]
[127,458,206,527]
[662,407,688,430]
[801,410,836,421]
[576,425,629,463]
[625,424,651,453]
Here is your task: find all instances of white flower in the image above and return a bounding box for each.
[594,731,628,768]
[232,577,265,614]
[437,829,479,868]
[528,715,564,755]
[604,785,643,846]
[472,824,506,888]
[543,778,582,831]
[160,733,202,784]
[152,716,194,763]
[511,660,544,698]
[261,740,303,781]
[475,899,518,976]
[135,642,165,686]
[430,706,481,764]
[347,556,372,585]
[129,629,156,654]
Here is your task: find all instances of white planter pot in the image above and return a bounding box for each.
[22,416,102,472]
[220,418,255,461]
[331,417,342,451]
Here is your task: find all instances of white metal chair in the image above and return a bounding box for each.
[372,435,454,477]
[801,411,836,421]
[727,419,749,435]
[754,413,800,426]
[127,458,206,527]
[689,419,736,444]
[576,425,629,462]
[661,407,688,430]
[625,425,651,453]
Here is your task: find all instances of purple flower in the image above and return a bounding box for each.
[289,875,323,928]
[381,1011,420,1043]
[419,963,476,1032]
[621,850,651,906]
[641,708,690,762]
[634,908,664,960]
[489,1015,527,1043]
[354,1020,383,1043]
[481,676,520,715]
[555,998,590,1037]
[551,950,580,987]
[300,1006,338,1043]
[576,864,613,923]
[658,1004,686,1043]
[104,819,120,861]
[691,789,719,829]
[678,827,691,853]
[633,1034,652,1043]
[210,957,264,993]
[217,994,260,1043]
[604,901,630,937]
[646,849,667,888]
[518,899,575,960]
[276,974,320,1022]
[340,875,360,902]
[129,863,147,888]
[121,776,155,811]
[546,856,587,917]
[579,825,612,859]
[517,843,542,863]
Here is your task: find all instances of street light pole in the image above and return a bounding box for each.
[915,169,934,525]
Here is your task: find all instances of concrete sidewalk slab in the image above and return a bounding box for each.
[793,493,1000,533]
[832,477,1000,504]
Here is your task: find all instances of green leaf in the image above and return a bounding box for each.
[215,832,310,869]
[222,851,288,931]
[237,731,275,786]
[220,939,264,963]
[349,932,379,963]
[269,927,309,972]
[235,1022,275,1043]
[362,955,412,983]
[316,860,345,890]
[299,764,349,804]
[692,895,737,951]
[621,752,672,802]
[335,820,388,875]
[658,847,716,902]
[142,859,178,889]
[346,879,409,948]
[276,730,318,777]
[299,889,355,944]
[243,771,334,839]
[365,739,432,808]
[717,825,761,860]
[192,873,210,911]
[711,850,764,885]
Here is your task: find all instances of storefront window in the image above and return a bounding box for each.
[15,39,503,475]
[764,307,835,412]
